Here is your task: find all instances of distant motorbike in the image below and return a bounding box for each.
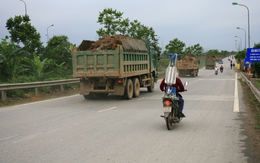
[215,70,218,75]
[220,67,223,73]
[160,54,188,130]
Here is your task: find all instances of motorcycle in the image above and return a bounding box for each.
[160,54,188,130]
[215,69,218,75]
[220,67,223,73]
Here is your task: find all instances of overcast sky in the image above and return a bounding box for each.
[1,0,259,52]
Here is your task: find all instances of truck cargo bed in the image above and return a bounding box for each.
[72,46,150,78]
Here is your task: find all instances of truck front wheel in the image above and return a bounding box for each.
[132,78,140,98]
[124,79,133,100]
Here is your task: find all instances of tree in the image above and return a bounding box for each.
[220,50,229,58]
[206,49,219,57]
[165,38,185,56]
[43,35,72,77]
[184,43,203,57]
[118,18,130,36]
[5,15,43,56]
[252,43,260,77]
[96,8,124,38]
[234,50,246,62]
[96,9,160,54]
[0,36,25,82]
[22,53,53,81]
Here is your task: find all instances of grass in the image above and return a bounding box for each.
[157,59,169,72]
[240,78,260,129]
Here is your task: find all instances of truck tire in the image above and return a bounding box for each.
[147,77,154,92]
[83,95,88,100]
[124,79,133,100]
[132,78,140,97]
[83,92,97,100]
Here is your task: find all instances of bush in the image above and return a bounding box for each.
[7,89,25,98]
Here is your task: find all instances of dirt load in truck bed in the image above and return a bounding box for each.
[82,35,148,52]
[179,55,197,61]
[206,56,216,60]
[88,35,121,51]
[177,55,198,69]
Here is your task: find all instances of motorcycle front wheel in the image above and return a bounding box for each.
[166,114,173,130]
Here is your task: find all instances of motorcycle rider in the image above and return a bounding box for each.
[215,66,218,74]
[220,65,223,72]
[159,77,186,117]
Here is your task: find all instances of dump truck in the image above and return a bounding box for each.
[205,56,216,69]
[72,35,158,100]
[177,55,199,77]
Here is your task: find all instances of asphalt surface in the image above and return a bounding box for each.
[0,57,249,163]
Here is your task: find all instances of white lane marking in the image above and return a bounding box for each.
[198,79,235,80]
[11,95,79,108]
[97,107,117,113]
[0,134,21,142]
[234,73,239,112]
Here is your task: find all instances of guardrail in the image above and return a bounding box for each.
[0,71,166,102]
[240,72,260,103]
[0,79,80,101]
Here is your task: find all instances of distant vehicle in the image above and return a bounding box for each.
[205,56,216,69]
[177,55,199,77]
[218,60,223,64]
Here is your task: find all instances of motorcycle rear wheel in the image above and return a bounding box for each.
[166,114,173,130]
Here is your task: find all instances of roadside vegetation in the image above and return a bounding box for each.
[240,77,260,133]
[245,81,260,129]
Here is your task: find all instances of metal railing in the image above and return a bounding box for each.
[0,79,80,101]
[241,72,260,103]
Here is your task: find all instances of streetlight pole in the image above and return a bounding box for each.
[19,0,27,15]
[235,36,242,51]
[236,27,246,50]
[157,36,164,58]
[235,40,240,51]
[46,24,54,41]
[232,2,250,48]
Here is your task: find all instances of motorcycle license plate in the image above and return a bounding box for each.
[163,107,171,113]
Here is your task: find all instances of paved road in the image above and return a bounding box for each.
[0,57,249,163]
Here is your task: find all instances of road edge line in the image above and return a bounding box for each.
[234,73,239,112]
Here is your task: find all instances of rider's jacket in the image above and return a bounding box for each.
[159,77,185,95]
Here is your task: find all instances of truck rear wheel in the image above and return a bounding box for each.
[124,79,133,100]
[83,92,97,100]
[83,95,88,100]
[132,78,140,98]
[147,77,154,92]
